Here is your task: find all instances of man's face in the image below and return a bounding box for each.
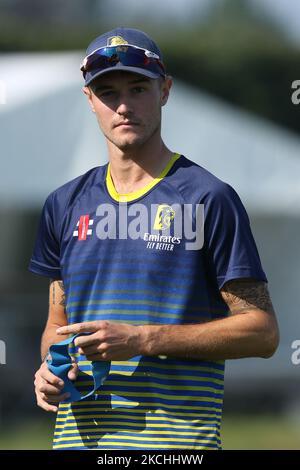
[83,71,171,152]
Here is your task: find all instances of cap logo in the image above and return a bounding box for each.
[107,36,128,46]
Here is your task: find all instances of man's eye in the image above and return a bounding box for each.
[132,87,145,93]
[99,90,115,98]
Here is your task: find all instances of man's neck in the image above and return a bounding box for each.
[107,140,174,195]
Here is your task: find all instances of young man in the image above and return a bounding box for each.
[30,27,279,450]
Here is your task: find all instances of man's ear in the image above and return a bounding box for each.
[160,76,173,107]
[82,86,95,113]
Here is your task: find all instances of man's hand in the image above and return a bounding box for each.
[56,321,145,361]
[34,358,79,412]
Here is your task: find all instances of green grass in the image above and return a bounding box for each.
[0,418,54,450]
[0,415,299,450]
[221,414,300,450]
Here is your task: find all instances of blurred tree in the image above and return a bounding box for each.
[0,0,104,26]
[12,0,50,21]
[160,0,300,134]
[215,0,252,17]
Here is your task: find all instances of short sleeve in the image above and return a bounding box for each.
[204,183,267,289]
[28,192,62,279]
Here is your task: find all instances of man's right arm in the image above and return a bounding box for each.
[34,279,78,412]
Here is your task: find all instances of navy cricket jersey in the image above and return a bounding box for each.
[29,153,267,450]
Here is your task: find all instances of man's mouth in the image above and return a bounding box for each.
[114,121,139,128]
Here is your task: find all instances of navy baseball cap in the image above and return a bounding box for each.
[81,27,166,86]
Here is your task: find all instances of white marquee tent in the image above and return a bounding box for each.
[1,52,300,213]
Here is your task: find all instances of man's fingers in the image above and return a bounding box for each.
[74,335,99,348]
[37,398,58,413]
[41,392,70,403]
[56,321,103,335]
[39,383,64,395]
[86,353,107,362]
[67,362,79,381]
[78,345,96,356]
[35,361,73,413]
[36,390,70,412]
[39,366,64,388]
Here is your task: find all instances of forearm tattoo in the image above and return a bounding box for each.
[58,281,66,307]
[50,279,55,305]
[221,279,275,315]
[50,279,66,307]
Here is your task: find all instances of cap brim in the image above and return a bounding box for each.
[84,65,160,86]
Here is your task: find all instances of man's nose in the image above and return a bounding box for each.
[116,93,133,116]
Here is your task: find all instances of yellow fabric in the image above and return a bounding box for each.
[106,152,180,202]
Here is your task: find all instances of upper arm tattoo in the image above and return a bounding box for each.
[220,279,275,315]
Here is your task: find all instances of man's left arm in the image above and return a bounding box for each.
[140,278,279,360]
[57,279,279,361]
